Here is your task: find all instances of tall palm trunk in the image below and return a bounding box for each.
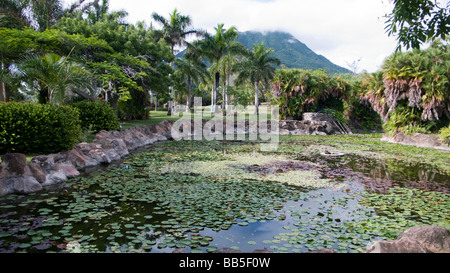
[0,82,9,102]
[255,81,260,116]
[225,71,230,108]
[168,59,174,116]
[0,82,5,101]
[0,62,10,102]
[215,71,220,110]
[186,76,192,109]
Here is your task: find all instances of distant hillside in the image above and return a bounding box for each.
[237,31,351,74]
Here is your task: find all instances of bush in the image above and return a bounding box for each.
[0,102,81,154]
[71,101,119,133]
[382,104,436,136]
[439,126,450,146]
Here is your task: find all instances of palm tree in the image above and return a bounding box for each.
[151,9,203,115]
[86,0,127,24]
[174,55,207,109]
[20,53,94,104]
[195,24,247,110]
[235,42,280,115]
[0,0,90,31]
[31,0,91,31]
[0,0,31,29]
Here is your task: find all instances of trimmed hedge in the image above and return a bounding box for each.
[71,101,119,133]
[0,102,81,154]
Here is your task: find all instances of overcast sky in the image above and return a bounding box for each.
[84,0,402,73]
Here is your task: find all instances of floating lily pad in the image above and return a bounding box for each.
[190,248,204,253]
[206,246,218,253]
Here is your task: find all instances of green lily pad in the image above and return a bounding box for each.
[206,246,218,253]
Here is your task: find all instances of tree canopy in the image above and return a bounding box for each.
[385,0,450,50]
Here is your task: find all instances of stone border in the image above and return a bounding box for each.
[0,120,174,197]
[381,132,450,152]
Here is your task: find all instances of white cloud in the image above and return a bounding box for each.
[106,0,399,72]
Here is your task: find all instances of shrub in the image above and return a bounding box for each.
[439,126,450,146]
[0,102,81,154]
[71,101,119,133]
[382,104,436,136]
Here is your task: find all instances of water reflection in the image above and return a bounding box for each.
[297,153,450,194]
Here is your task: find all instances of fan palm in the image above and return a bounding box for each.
[235,42,280,115]
[20,53,94,104]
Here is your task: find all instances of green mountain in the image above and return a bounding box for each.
[237,31,351,74]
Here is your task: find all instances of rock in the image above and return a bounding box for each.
[366,225,450,253]
[0,163,4,180]
[110,139,129,157]
[250,249,272,253]
[0,176,43,196]
[397,226,450,253]
[25,162,47,183]
[366,236,429,253]
[53,163,80,179]
[64,149,88,169]
[1,153,27,176]
[381,133,450,152]
[43,170,67,186]
[153,120,175,138]
[306,248,335,253]
[278,113,352,136]
[75,142,111,165]
[214,248,243,253]
[172,248,187,253]
[31,154,56,172]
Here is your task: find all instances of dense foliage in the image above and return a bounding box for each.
[72,101,119,133]
[361,40,450,136]
[272,69,350,120]
[271,69,381,130]
[0,102,81,154]
[0,0,174,115]
[385,0,449,50]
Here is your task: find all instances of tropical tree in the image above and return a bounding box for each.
[235,42,280,115]
[19,53,94,104]
[174,55,207,109]
[85,0,127,24]
[151,8,202,115]
[55,11,174,116]
[0,0,31,29]
[0,0,91,31]
[385,0,449,50]
[194,24,246,110]
[0,26,112,103]
[360,39,450,135]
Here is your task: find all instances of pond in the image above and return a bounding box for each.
[0,137,449,253]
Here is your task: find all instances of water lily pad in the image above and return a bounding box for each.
[206,246,218,253]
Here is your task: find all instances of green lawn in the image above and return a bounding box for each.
[120,106,275,130]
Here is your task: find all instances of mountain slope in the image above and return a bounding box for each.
[237,31,351,74]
